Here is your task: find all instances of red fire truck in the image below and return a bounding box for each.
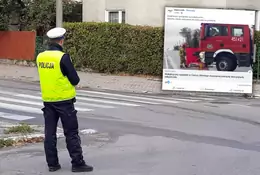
[195,23,254,71]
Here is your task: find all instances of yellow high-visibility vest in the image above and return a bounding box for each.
[36,50,76,102]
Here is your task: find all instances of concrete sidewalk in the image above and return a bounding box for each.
[0,61,259,96]
[0,63,163,94]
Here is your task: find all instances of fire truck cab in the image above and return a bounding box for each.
[197,23,254,71]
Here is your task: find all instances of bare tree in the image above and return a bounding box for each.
[191,29,200,48]
[179,27,192,46]
[179,27,200,48]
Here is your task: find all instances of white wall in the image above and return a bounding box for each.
[226,0,260,10]
[82,0,260,27]
[82,0,106,22]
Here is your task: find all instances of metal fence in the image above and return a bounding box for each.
[35,36,48,58]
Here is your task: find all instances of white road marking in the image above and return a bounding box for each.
[0,96,41,106]
[76,102,115,109]
[0,89,140,107]
[37,89,204,103]
[0,89,116,109]
[77,94,161,105]
[0,112,35,121]
[171,96,215,101]
[76,96,140,106]
[0,89,16,96]
[6,95,93,112]
[16,93,139,107]
[227,104,251,108]
[0,102,42,114]
[77,90,183,103]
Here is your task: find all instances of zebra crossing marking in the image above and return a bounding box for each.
[0,89,144,108]
[0,88,216,122]
[0,101,42,114]
[0,96,93,112]
[0,89,115,109]
[76,102,115,109]
[77,90,196,103]
[77,94,161,105]
[75,96,141,106]
[15,94,141,107]
[0,112,35,121]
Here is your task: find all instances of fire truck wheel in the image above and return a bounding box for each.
[230,60,238,71]
[216,57,234,71]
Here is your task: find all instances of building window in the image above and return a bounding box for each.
[109,12,119,23]
[122,11,125,23]
[105,10,125,24]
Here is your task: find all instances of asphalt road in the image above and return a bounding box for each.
[164,50,252,72]
[1,79,260,174]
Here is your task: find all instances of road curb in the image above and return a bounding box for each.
[253,94,260,98]
[1,62,260,98]
[1,128,98,141]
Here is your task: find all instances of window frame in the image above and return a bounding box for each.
[231,26,244,37]
[105,10,125,24]
[207,25,229,37]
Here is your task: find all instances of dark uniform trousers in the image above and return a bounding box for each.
[42,99,85,167]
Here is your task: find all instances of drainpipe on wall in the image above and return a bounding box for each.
[256,10,260,31]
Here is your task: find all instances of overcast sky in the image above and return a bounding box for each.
[164,20,200,49]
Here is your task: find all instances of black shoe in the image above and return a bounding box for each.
[49,164,61,172]
[72,164,93,172]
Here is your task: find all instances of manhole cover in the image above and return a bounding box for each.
[210,101,230,104]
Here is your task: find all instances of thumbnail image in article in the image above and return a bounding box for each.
[163,8,255,72]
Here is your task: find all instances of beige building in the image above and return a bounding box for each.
[82,0,260,29]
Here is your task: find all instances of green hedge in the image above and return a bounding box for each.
[253,31,260,78]
[63,22,163,76]
[63,22,260,77]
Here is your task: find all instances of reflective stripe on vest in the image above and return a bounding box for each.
[36,50,76,102]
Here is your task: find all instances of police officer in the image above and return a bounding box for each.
[36,27,93,173]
